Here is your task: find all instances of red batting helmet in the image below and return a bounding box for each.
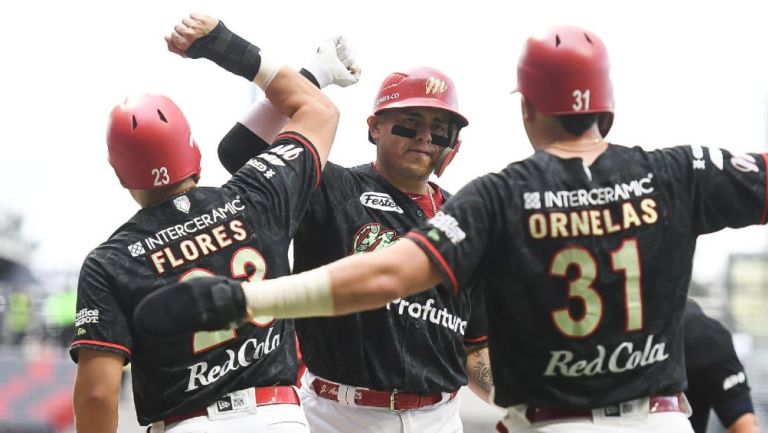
[517,25,614,136]
[368,66,468,177]
[107,94,201,190]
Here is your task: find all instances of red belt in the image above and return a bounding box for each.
[524,394,686,423]
[311,378,457,411]
[164,386,300,425]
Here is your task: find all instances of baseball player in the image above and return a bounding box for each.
[215,66,491,433]
[70,13,358,433]
[136,25,768,433]
[684,299,760,433]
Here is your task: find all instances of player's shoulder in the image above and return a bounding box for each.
[80,239,123,282]
[323,160,355,178]
[85,227,136,269]
[345,162,375,176]
[600,142,686,167]
[86,207,167,270]
[330,162,379,188]
[684,299,733,349]
[601,143,701,178]
[641,143,722,172]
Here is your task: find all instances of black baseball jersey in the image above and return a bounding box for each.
[294,162,487,394]
[684,299,754,433]
[70,132,321,425]
[409,144,767,408]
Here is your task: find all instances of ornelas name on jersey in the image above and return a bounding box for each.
[524,173,659,239]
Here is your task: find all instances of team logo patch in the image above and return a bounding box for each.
[352,223,398,254]
[75,308,100,326]
[429,211,466,245]
[128,242,146,257]
[731,153,759,173]
[269,144,304,161]
[723,372,746,390]
[523,192,541,210]
[217,397,233,412]
[207,390,250,418]
[691,144,706,170]
[359,192,403,213]
[258,153,286,167]
[173,195,191,214]
[425,77,447,95]
[247,158,276,179]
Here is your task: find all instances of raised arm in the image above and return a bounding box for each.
[167,13,358,168]
[219,36,360,173]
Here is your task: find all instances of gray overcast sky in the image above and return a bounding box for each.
[1,0,766,286]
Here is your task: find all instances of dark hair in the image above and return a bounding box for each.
[556,113,598,136]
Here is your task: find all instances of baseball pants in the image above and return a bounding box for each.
[299,369,463,433]
[496,406,694,433]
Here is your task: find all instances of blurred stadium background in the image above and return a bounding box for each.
[1,208,767,433]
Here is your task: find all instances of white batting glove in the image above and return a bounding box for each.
[304,35,361,88]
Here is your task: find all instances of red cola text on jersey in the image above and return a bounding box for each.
[186,327,281,392]
[544,334,669,378]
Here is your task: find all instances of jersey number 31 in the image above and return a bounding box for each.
[550,238,643,338]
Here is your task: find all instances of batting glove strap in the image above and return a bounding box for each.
[185,21,263,82]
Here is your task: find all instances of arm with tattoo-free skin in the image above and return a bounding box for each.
[728,413,760,433]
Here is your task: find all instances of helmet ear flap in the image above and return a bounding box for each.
[434,142,459,177]
[598,112,614,137]
[434,124,461,177]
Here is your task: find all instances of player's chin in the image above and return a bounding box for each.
[400,159,435,177]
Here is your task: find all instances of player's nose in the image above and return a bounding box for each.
[413,124,433,144]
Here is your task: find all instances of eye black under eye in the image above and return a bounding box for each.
[431,134,451,147]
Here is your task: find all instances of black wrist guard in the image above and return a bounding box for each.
[185,21,262,81]
[134,276,248,337]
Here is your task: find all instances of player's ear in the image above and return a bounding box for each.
[520,96,535,122]
[367,114,383,145]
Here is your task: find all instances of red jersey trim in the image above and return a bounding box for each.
[71,339,131,356]
[405,232,459,294]
[761,153,768,224]
[276,131,322,188]
[464,335,489,344]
